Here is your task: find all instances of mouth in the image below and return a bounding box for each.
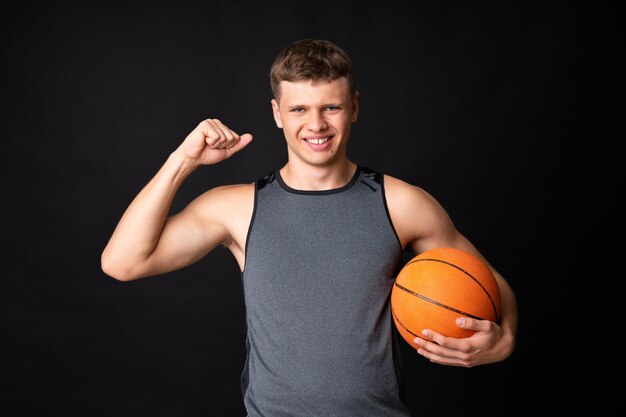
[303,136,332,145]
[302,135,335,152]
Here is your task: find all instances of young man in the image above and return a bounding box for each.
[102,39,517,416]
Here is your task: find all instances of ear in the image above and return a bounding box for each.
[271,99,283,128]
[351,91,360,123]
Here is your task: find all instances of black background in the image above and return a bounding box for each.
[1,1,612,416]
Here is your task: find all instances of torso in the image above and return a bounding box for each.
[218,172,438,271]
[238,166,410,416]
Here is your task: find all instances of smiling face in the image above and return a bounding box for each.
[271,77,359,168]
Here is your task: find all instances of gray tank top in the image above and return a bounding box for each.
[241,166,411,417]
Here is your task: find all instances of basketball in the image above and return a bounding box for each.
[391,247,501,348]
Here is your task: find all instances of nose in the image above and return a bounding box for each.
[306,111,327,132]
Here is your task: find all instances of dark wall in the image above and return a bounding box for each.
[2,1,604,416]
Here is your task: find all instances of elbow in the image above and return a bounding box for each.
[499,329,517,362]
[100,251,140,282]
[101,260,132,282]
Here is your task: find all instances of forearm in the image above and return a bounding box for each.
[101,151,196,279]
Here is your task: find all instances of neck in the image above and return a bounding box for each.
[280,160,357,191]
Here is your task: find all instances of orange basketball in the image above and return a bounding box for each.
[391,247,501,348]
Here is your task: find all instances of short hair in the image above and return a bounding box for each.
[270,39,355,101]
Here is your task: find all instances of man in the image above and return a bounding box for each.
[102,39,517,416]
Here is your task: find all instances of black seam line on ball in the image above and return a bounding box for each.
[404,257,498,321]
[393,282,485,320]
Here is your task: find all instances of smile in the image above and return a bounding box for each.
[303,137,331,144]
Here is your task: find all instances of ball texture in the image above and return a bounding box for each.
[391,247,501,348]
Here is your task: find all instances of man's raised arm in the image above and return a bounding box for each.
[101,119,253,281]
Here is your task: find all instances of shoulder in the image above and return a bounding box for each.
[210,182,256,198]
[383,174,455,248]
[185,182,255,220]
[383,174,439,210]
[199,181,254,203]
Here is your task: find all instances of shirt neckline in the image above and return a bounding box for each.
[275,166,362,195]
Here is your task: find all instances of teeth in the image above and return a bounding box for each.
[305,137,329,144]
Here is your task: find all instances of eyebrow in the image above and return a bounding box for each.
[285,103,343,110]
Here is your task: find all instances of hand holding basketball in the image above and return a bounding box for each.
[391,247,501,350]
[414,314,507,367]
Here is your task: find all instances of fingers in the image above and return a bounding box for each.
[413,318,501,367]
[200,118,243,150]
[224,133,253,158]
[456,317,495,333]
[415,332,470,355]
[414,339,472,367]
[416,318,491,350]
[413,334,474,367]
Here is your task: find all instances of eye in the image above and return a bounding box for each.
[290,107,305,113]
[325,106,340,111]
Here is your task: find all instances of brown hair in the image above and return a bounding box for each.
[270,39,355,101]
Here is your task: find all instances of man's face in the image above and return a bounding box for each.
[271,77,359,167]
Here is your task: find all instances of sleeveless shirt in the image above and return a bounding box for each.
[240,166,411,417]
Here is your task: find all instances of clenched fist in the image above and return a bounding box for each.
[176,118,253,167]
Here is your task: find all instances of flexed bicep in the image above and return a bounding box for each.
[141,201,229,278]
